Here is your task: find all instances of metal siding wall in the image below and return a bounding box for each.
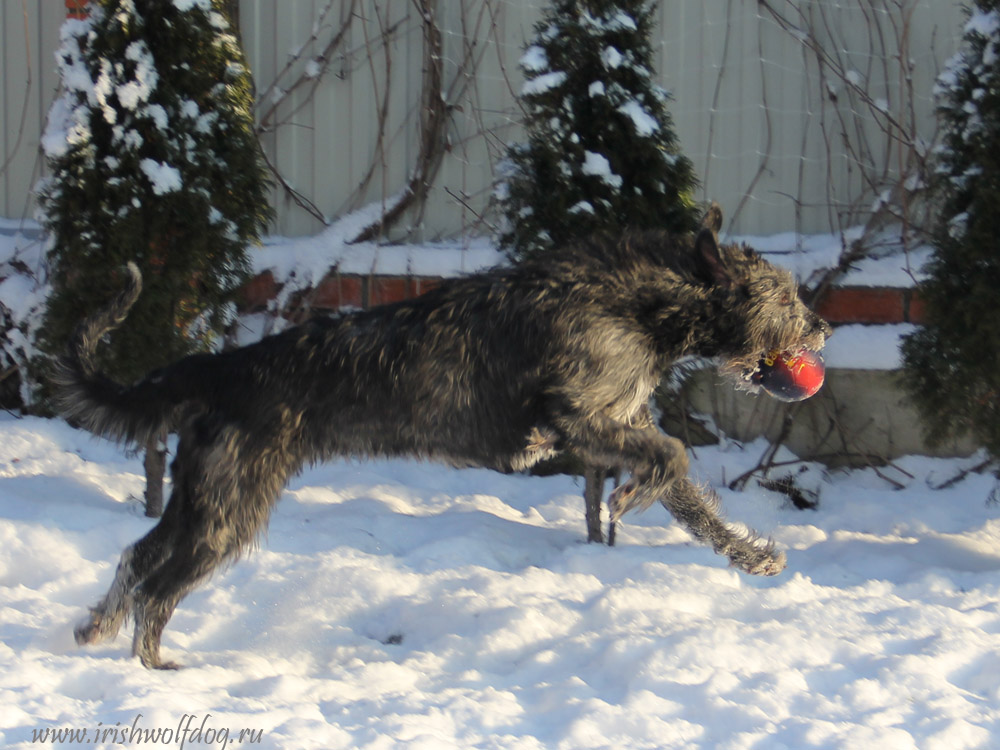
[423,0,531,242]
[0,0,967,238]
[656,0,962,236]
[1,0,63,221]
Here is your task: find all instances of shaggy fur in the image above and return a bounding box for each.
[58,207,830,668]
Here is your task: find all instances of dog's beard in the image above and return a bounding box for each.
[721,339,828,396]
[718,314,830,396]
[720,354,767,395]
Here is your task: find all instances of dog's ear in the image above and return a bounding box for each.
[701,201,723,236]
[693,228,734,288]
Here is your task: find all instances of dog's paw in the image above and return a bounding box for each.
[135,649,184,670]
[609,478,662,519]
[747,549,787,576]
[608,480,637,521]
[731,546,787,577]
[74,623,96,646]
[74,609,112,646]
[149,659,184,671]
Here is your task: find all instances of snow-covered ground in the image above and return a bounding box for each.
[1,413,998,749]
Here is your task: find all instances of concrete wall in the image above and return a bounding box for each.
[681,368,976,466]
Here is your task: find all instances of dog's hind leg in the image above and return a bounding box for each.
[74,545,138,647]
[558,413,785,575]
[129,497,242,668]
[74,504,179,647]
[131,530,226,670]
[130,421,294,669]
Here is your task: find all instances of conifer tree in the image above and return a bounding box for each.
[901,1,1000,461]
[495,0,699,260]
[36,0,272,513]
[495,0,700,542]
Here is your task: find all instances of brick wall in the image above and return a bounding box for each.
[65,0,88,19]
[241,271,924,326]
[241,271,443,319]
[813,287,924,325]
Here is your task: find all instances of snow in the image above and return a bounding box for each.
[117,41,157,111]
[304,59,322,80]
[520,45,548,73]
[607,11,638,32]
[252,208,500,288]
[244,207,502,332]
[39,95,78,160]
[822,323,916,370]
[0,273,39,325]
[173,0,212,12]
[618,99,659,136]
[601,46,625,69]
[521,71,567,97]
[730,229,852,282]
[139,158,183,195]
[732,227,931,288]
[41,21,97,160]
[581,151,623,188]
[1,415,999,748]
[965,8,1000,38]
[839,246,930,287]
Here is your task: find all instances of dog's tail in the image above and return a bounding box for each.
[52,262,171,446]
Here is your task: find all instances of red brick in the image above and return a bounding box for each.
[66,0,88,18]
[907,290,927,325]
[242,274,918,326]
[313,275,363,310]
[416,277,441,296]
[370,277,410,306]
[240,271,279,311]
[815,287,906,324]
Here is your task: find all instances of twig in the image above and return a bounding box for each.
[929,458,995,491]
[727,452,912,491]
[728,404,801,491]
[258,147,328,225]
[350,0,450,242]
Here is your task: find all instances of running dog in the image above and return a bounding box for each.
[58,205,830,668]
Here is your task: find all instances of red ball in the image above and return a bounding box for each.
[754,349,825,402]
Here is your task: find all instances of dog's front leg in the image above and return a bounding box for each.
[557,413,785,576]
[646,477,786,576]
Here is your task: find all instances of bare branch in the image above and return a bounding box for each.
[349,0,450,242]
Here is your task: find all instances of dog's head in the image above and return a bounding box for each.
[688,220,832,391]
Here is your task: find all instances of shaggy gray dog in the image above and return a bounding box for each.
[59,206,830,668]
